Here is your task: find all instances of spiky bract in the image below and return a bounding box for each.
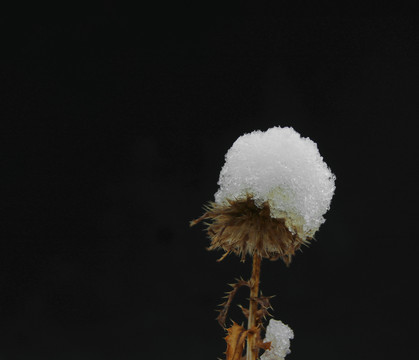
[191,195,310,265]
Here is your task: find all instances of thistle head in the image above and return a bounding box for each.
[192,126,335,265]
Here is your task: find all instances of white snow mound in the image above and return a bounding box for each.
[260,319,294,360]
[214,126,335,239]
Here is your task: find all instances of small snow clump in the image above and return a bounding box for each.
[260,319,294,360]
[214,126,335,240]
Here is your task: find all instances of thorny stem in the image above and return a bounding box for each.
[217,278,249,328]
[246,254,262,360]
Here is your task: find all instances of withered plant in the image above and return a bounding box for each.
[191,195,303,360]
[191,126,335,360]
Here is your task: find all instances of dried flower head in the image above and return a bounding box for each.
[191,194,306,264]
[191,126,335,265]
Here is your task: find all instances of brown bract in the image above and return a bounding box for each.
[190,195,309,265]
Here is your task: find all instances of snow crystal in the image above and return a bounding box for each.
[261,319,294,360]
[214,126,335,240]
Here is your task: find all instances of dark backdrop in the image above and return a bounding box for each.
[2,3,418,359]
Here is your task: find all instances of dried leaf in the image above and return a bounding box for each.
[256,340,272,351]
[217,279,250,328]
[255,295,275,310]
[225,323,248,360]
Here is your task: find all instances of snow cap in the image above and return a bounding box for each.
[214,126,335,240]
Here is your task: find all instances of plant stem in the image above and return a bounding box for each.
[246,254,262,360]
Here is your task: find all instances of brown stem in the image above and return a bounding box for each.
[246,254,262,360]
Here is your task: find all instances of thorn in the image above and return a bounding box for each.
[217,251,230,262]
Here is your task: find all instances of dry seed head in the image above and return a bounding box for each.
[193,194,308,265]
[191,126,335,264]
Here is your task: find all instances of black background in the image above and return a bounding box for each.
[2,3,418,359]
